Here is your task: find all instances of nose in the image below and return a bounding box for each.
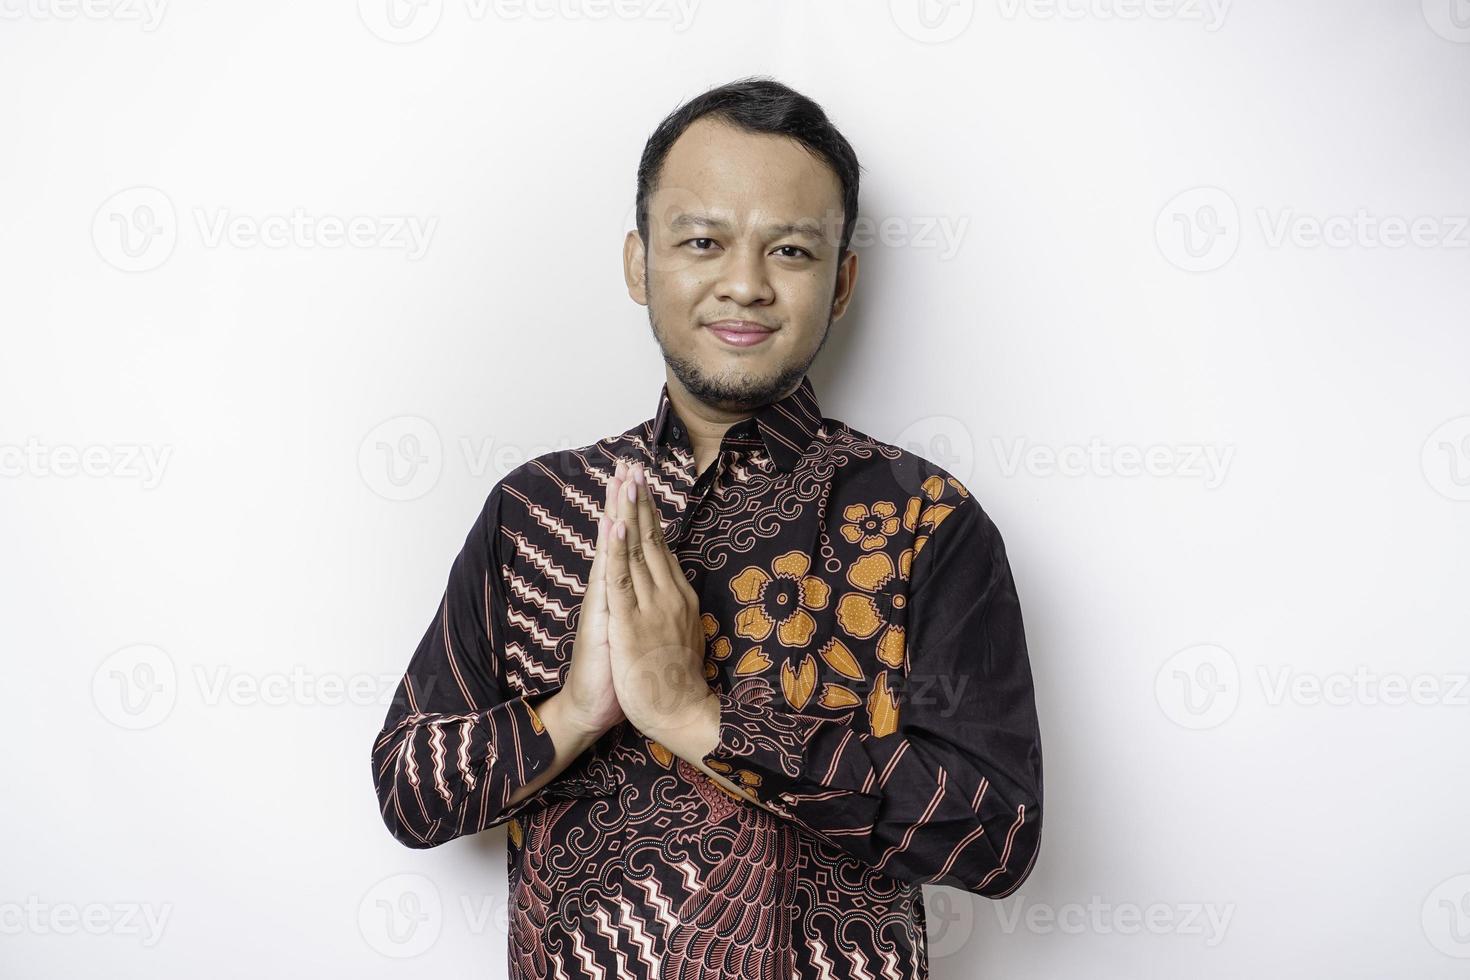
[713,241,775,308]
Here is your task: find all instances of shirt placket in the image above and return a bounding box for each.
[664,449,726,551]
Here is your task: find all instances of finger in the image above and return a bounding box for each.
[602,467,634,611]
[605,511,639,616]
[632,461,676,592]
[585,475,616,613]
[618,461,655,604]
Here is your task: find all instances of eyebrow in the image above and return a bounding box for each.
[667,211,829,243]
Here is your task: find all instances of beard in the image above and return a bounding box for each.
[646,305,834,412]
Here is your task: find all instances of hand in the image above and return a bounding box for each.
[605,460,714,748]
[555,460,630,739]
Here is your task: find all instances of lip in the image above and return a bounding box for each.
[704,320,776,348]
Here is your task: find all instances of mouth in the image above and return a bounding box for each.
[703,319,776,349]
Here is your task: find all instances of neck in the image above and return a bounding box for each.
[664,371,797,475]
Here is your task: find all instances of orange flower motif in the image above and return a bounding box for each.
[907,475,965,553]
[840,500,901,551]
[729,550,831,648]
[703,758,763,801]
[835,549,915,671]
[868,671,900,737]
[700,612,732,682]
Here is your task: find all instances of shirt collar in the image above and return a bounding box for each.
[650,374,824,473]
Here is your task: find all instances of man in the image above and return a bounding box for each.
[372,76,1043,979]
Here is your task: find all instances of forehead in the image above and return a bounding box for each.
[653,116,843,229]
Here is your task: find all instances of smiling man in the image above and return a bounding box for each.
[372,76,1044,980]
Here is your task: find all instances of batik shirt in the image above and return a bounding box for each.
[372,373,1044,979]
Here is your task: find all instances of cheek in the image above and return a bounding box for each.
[649,267,706,303]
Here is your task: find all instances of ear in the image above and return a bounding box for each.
[623,229,649,306]
[829,248,859,322]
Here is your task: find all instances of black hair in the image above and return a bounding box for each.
[635,76,862,260]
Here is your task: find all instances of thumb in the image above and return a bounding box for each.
[586,513,609,614]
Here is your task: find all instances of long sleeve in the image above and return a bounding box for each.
[700,492,1044,896]
[372,481,563,849]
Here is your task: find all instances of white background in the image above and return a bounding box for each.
[2,1,1468,977]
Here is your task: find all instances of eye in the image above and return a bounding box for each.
[774,245,813,259]
[683,238,718,251]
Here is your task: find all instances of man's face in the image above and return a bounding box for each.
[624,116,858,411]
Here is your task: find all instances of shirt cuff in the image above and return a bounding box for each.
[488,694,561,820]
[699,691,812,806]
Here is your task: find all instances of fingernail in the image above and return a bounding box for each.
[626,480,637,502]
[616,520,626,540]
